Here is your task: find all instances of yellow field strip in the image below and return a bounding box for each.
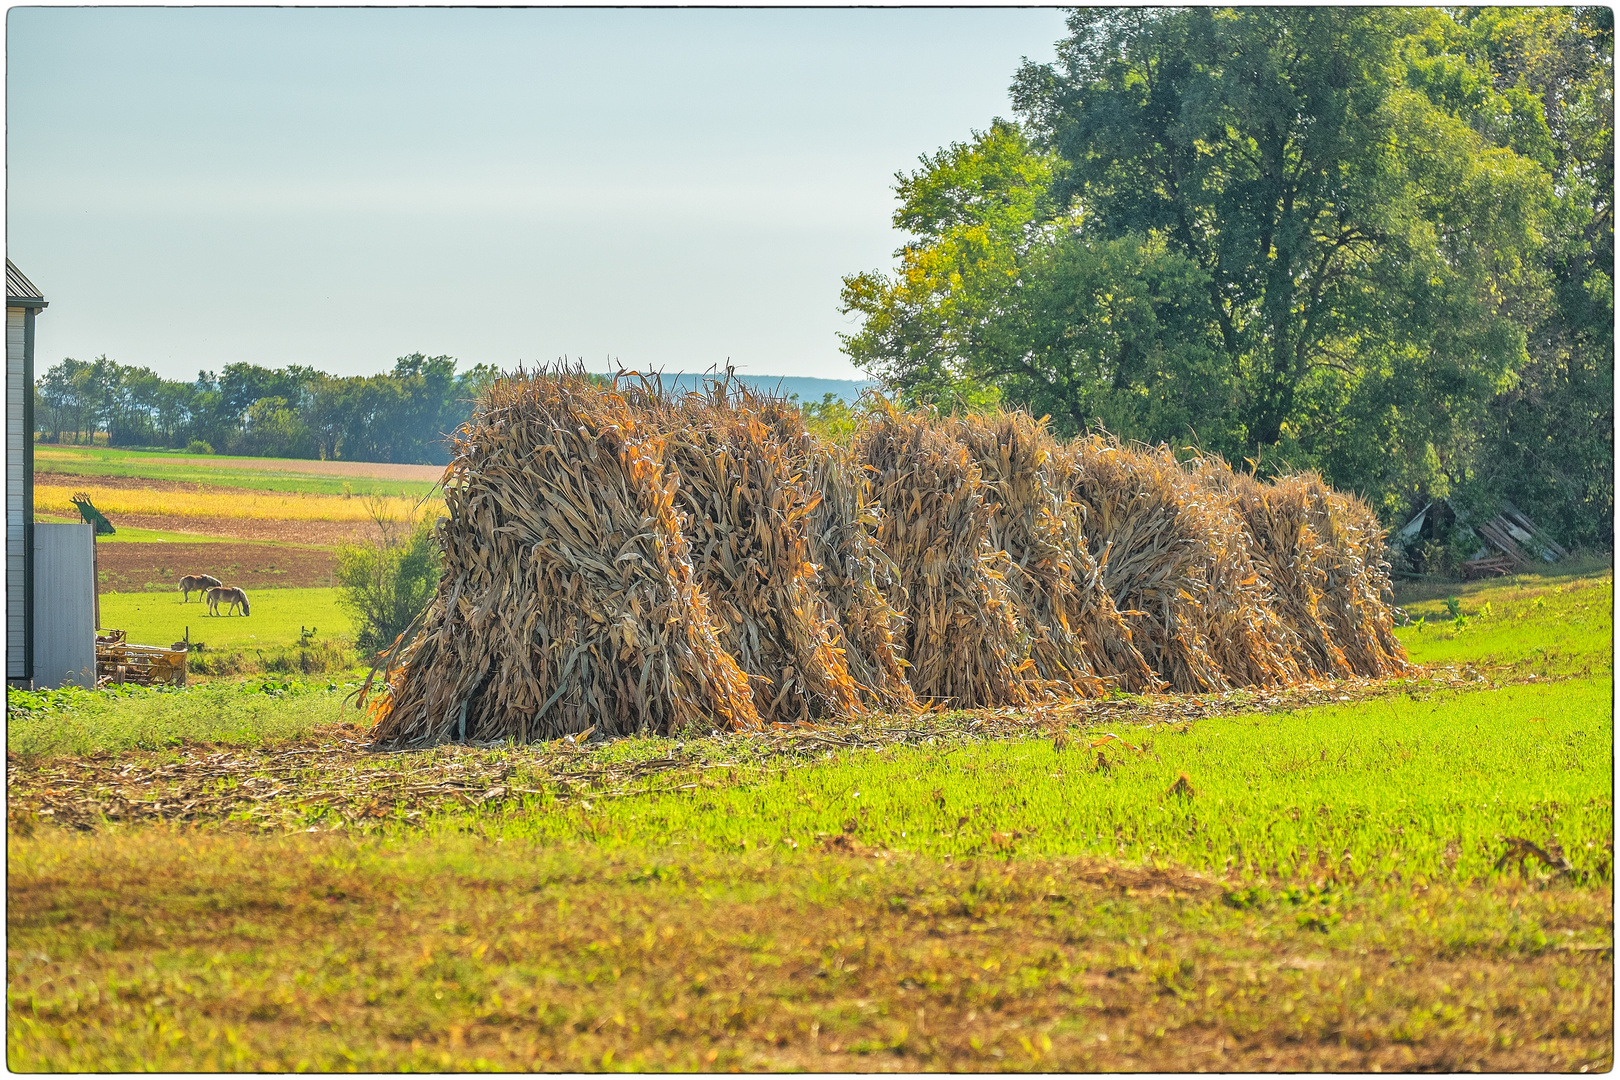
[34,484,437,523]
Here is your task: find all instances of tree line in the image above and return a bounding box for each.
[841,7,1613,551]
[34,354,500,466]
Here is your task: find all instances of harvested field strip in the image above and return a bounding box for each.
[96,541,338,593]
[35,483,434,523]
[66,514,379,546]
[7,830,1612,1072]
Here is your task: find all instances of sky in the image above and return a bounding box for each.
[6,6,1070,383]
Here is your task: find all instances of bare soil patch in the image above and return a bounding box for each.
[97,542,339,593]
[180,456,444,481]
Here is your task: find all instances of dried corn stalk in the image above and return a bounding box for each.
[370,372,758,744]
[1176,455,1306,688]
[860,403,1030,709]
[1059,436,1230,693]
[953,412,1152,696]
[630,381,865,723]
[743,391,919,713]
[1211,467,1353,679]
[1281,472,1408,676]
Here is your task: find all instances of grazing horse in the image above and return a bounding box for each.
[179,574,222,602]
[206,586,251,617]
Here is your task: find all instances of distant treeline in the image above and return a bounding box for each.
[33,354,500,465]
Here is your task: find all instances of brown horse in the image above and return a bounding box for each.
[206,586,251,616]
[179,574,222,602]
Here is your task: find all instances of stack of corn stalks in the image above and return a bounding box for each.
[629,381,865,723]
[859,403,1031,709]
[1177,454,1306,688]
[366,375,1412,745]
[744,391,919,713]
[1059,436,1232,693]
[953,412,1153,697]
[1206,465,1354,679]
[1282,472,1407,677]
[369,372,758,744]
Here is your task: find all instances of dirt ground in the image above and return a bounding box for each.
[97,542,340,592]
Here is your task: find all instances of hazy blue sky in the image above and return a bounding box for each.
[7,7,1069,382]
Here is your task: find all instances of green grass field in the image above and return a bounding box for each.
[98,587,351,650]
[7,568,1612,1070]
[33,444,442,499]
[1395,572,1612,677]
[32,514,238,543]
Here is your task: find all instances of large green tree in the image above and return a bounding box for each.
[843,7,1578,526]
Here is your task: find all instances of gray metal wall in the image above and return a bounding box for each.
[7,306,28,679]
[32,523,95,689]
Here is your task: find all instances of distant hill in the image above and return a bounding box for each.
[615,372,878,404]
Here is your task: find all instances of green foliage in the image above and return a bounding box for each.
[793,392,860,445]
[842,8,1609,542]
[33,353,500,466]
[336,503,441,655]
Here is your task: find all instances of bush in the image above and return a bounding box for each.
[186,439,214,455]
[337,499,441,655]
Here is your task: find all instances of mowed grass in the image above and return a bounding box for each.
[33,444,443,499]
[35,482,432,524]
[99,587,352,650]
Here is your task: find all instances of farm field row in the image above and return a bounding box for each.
[36,482,432,525]
[33,444,444,497]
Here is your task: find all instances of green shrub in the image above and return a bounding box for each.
[337,498,441,656]
[185,439,214,455]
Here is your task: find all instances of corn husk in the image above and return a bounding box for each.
[628,381,865,723]
[801,442,922,713]
[953,411,1153,696]
[859,403,1031,709]
[369,372,759,744]
[739,392,919,713]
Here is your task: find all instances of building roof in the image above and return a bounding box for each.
[7,260,47,307]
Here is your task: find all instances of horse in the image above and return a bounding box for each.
[206,586,251,617]
[178,574,222,602]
